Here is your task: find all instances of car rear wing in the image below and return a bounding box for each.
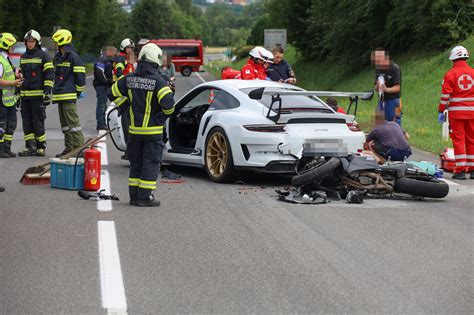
[248,87,374,122]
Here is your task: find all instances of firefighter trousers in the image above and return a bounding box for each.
[449,118,474,174]
[58,101,84,151]
[21,98,46,149]
[127,138,164,202]
[0,104,17,153]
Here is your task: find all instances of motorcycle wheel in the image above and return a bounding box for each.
[394,177,449,198]
[291,157,341,187]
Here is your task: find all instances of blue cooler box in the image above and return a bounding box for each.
[50,158,85,190]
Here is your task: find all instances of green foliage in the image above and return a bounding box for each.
[264,0,473,69]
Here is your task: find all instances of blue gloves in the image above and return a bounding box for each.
[438,112,445,124]
[77,91,85,99]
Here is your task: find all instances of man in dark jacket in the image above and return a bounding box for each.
[93,46,116,130]
[51,29,86,157]
[18,30,54,157]
[109,43,174,207]
[266,46,297,84]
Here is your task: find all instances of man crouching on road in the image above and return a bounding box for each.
[364,110,412,164]
[109,43,175,207]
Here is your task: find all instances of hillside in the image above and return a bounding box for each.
[205,35,474,154]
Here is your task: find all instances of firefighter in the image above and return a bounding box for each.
[93,46,116,130]
[18,30,54,157]
[0,32,23,158]
[241,46,267,80]
[114,38,136,160]
[51,29,86,157]
[109,43,174,207]
[438,46,474,180]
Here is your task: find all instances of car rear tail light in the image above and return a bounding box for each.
[243,124,287,133]
[346,122,361,132]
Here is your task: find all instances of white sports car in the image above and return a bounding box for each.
[108,79,372,182]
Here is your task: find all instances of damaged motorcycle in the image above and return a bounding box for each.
[287,154,449,202]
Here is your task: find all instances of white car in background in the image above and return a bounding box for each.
[108,80,372,182]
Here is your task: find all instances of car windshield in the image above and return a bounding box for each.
[240,87,332,112]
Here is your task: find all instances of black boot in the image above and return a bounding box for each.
[0,144,9,158]
[18,148,37,157]
[4,140,15,157]
[135,199,161,207]
[470,172,474,180]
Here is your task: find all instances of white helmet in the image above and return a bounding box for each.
[449,45,469,61]
[261,48,274,63]
[138,43,163,66]
[120,38,135,51]
[249,46,267,61]
[24,29,41,46]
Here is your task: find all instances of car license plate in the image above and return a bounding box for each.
[302,139,348,157]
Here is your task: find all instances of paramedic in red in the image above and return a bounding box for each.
[438,45,474,180]
[241,46,266,80]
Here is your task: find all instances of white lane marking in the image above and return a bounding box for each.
[97,131,112,211]
[98,221,128,314]
[195,71,206,83]
[98,171,113,211]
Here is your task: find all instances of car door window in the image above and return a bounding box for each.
[209,89,240,110]
[182,88,219,111]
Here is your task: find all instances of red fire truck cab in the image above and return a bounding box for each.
[140,39,203,77]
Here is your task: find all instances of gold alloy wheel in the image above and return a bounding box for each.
[206,131,228,177]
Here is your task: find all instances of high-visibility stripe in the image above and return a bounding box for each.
[441,93,450,98]
[128,90,135,128]
[138,179,156,190]
[52,93,77,101]
[62,126,70,131]
[440,100,449,105]
[4,134,13,141]
[70,126,82,132]
[115,63,125,70]
[73,66,86,73]
[76,85,85,92]
[454,154,467,159]
[157,86,172,102]
[112,83,122,97]
[43,62,54,71]
[143,91,153,128]
[20,90,43,97]
[44,80,54,87]
[114,97,127,107]
[24,133,35,141]
[456,161,467,166]
[20,58,42,64]
[128,178,139,187]
[162,107,174,115]
[129,125,163,135]
[0,139,4,143]
[36,134,46,142]
[57,62,71,67]
[448,107,474,111]
[450,97,474,102]
[466,162,474,166]
[466,155,474,159]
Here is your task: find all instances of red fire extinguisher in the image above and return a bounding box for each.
[84,145,101,191]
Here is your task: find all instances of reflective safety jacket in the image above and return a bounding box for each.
[241,59,260,80]
[113,52,134,80]
[20,48,54,99]
[0,52,17,107]
[110,61,175,140]
[52,44,86,103]
[439,60,474,119]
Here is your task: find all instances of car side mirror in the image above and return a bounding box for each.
[248,87,265,100]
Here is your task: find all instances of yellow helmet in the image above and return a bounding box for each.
[0,33,17,50]
[52,29,72,46]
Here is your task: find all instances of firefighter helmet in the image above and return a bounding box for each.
[449,46,469,61]
[138,43,163,66]
[262,48,274,63]
[0,33,17,51]
[52,29,72,46]
[120,38,135,51]
[249,46,267,61]
[24,29,41,46]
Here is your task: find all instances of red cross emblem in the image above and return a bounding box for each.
[458,74,473,91]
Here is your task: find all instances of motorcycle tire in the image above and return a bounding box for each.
[394,177,449,199]
[291,157,341,187]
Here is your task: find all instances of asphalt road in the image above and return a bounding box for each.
[0,72,473,314]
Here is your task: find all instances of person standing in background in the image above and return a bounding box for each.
[93,46,116,130]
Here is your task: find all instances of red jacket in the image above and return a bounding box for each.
[439,60,474,119]
[258,64,268,80]
[241,59,260,80]
[221,67,241,80]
